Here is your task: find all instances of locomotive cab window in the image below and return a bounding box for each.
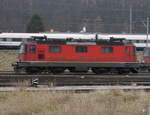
[49,46,61,52]
[30,45,36,53]
[19,45,27,54]
[76,46,88,53]
[102,47,113,53]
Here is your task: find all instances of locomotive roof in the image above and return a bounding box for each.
[27,36,133,46]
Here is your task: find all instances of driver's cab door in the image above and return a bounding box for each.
[28,45,37,61]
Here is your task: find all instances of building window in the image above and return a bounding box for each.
[12,38,22,42]
[49,46,61,52]
[102,47,113,53]
[76,46,88,53]
[136,40,140,43]
[132,40,136,43]
[30,45,36,53]
[6,38,12,41]
[144,40,150,43]
[1,38,7,41]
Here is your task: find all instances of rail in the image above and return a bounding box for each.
[0,72,150,86]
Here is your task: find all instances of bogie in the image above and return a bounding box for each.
[117,69,130,75]
[92,68,110,74]
[50,67,65,74]
[68,67,88,73]
[26,67,43,74]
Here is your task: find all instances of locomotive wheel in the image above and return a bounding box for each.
[130,68,139,73]
[68,68,76,73]
[92,68,108,74]
[51,67,65,74]
[118,69,130,74]
[69,68,88,73]
[26,67,42,74]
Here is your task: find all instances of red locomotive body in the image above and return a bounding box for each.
[13,37,139,74]
[20,43,136,62]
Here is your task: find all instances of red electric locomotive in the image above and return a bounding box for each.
[12,36,140,74]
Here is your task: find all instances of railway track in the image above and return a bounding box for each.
[0,71,150,86]
[0,71,149,75]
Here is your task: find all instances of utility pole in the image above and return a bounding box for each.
[29,0,33,16]
[129,6,132,34]
[146,17,149,48]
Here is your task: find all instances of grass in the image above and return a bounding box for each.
[0,50,18,71]
[0,90,149,115]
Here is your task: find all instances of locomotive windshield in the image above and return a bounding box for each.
[19,44,27,54]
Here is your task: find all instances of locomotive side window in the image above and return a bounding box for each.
[30,45,36,53]
[102,47,113,53]
[49,46,61,52]
[125,47,129,54]
[76,46,87,53]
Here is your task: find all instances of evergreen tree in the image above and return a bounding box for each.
[26,14,44,33]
